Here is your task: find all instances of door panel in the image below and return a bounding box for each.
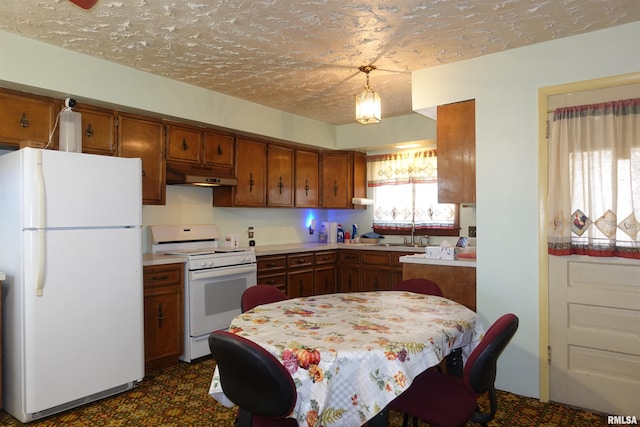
[549,255,640,414]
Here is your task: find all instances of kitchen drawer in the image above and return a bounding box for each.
[315,250,337,265]
[143,264,183,288]
[287,252,314,269]
[257,272,287,292]
[257,255,286,272]
[362,251,391,266]
[339,250,360,264]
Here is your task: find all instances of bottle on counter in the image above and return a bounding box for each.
[318,224,328,243]
[337,224,344,243]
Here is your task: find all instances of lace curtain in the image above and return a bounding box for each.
[367,149,456,230]
[547,98,640,259]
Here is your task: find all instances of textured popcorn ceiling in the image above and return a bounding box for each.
[1,1,639,125]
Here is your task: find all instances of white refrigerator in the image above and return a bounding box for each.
[0,148,145,423]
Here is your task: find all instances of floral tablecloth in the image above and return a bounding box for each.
[209,291,484,427]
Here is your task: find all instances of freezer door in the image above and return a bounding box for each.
[21,148,141,229]
[22,227,144,415]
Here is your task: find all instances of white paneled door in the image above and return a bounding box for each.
[548,255,640,415]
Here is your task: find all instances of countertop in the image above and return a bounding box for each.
[142,243,476,268]
[399,253,476,268]
[143,253,188,267]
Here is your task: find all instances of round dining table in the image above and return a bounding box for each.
[209,290,484,427]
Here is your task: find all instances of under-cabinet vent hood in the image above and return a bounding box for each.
[166,166,237,187]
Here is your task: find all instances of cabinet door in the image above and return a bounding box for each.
[166,124,202,165]
[118,114,166,205]
[437,99,476,203]
[339,265,361,293]
[267,144,294,207]
[77,104,116,156]
[0,89,54,147]
[204,132,234,171]
[144,287,184,368]
[321,152,351,208]
[315,266,337,295]
[362,268,391,291]
[295,149,319,207]
[143,264,184,372]
[287,269,315,298]
[235,138,267,206]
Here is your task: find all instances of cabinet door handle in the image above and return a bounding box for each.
[278,176,284,194]
[304,178,309,196]
[182,137,189,150]
[158,303,165,328]
[20,112,30,128]
[249,172,254,192]
[86,123,94,138]
[333,180,338,196]
[217,143,223,155]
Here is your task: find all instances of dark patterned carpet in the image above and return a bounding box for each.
[0,357,607,426]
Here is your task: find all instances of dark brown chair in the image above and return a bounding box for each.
[241,284,289,312]
[389,313,519,427]
[208,330,298,427]
[393,278,443,296]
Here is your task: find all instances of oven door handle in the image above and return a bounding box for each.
[189,264,257,280]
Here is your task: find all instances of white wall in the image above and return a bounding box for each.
[411,21,640,398]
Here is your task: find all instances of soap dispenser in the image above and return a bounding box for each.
[352,224,358,240]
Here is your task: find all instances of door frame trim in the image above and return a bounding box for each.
[537,71,640,402]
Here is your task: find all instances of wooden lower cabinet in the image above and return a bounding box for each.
[143,263,184,373]
[257,250,338,297]
[287,252,315,297]
[402,263,476,311]
[256,255,287,292]
[338,250,361,292]
[314,251,337,294]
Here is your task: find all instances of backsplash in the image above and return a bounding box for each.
[142,186,476,252]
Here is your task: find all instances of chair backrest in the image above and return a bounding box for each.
[209,330,297,422]
[241,284,289,312]
[463,313,519,396]
[392,278,443,297]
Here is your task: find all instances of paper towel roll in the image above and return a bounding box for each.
[323,222,337,243]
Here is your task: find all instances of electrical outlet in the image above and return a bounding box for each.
[468,226,477,237]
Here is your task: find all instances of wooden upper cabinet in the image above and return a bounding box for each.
[75,103,117,156]
[267,144,294,207]
[321,152,351,208]
[204,131,234,173]
[166,123,202,165]
[321,151,365,209]
[437,99,476,203]
[118,113,166,205]
[0,88,55,148]
[295,149,319,207]
[234,138,267,206]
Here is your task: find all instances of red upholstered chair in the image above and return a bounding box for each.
[393,278,443,297]
[241,284,289,312]
[208,330,299,427]
[389,313,519,427]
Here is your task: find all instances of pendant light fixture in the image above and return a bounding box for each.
[355,65,381,124]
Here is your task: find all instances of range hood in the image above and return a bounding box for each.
[166,165,237,187]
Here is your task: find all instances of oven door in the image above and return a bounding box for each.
[188,264,257,336]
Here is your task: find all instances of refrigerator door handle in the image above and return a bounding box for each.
[35,149,46,296]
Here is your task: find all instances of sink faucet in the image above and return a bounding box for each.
[404,224,417,246]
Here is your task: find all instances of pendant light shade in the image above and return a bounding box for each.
[355,65,381,124]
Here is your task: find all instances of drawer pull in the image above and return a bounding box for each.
[152,274,170,281]
[20,112,30,128]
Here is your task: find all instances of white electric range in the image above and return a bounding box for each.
[151,224,257,362]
